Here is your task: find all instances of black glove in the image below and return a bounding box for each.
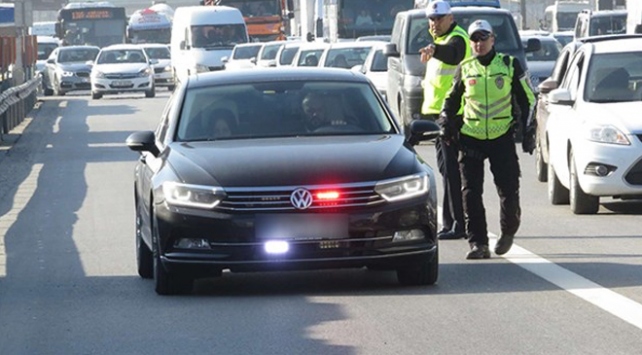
[522,126,536,155]
[437,112,458,143]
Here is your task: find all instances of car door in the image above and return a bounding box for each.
[536,44,575,161]
[547,49,585,188]
[44,49,59,89]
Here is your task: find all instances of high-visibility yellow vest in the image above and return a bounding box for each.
[421,25,471,115]
[460,53,516,140]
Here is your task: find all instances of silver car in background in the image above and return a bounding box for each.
[42,45,99,96]
[141,43,175,91]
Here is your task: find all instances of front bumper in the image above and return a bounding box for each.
[153,69,174,87]
[575,136,642,197]
[59,75,92,92]
[92,75,153,94]
[154,197,438,274]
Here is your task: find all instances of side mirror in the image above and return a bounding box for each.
[306,32,315,42]
[407,119,441,145]
[126,131,160,157]
[538,78,558,94]
[525,38,542,53]
[548,88,573,106]
[287,11,295,20]
[221,56,229,63]
[180,40,186,50]
[250,57,257,65]
[383,43,400,58]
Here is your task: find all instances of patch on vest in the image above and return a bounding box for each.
[495,76,504,90]
[468,79,477,86]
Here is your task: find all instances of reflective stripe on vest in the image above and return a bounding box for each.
[421,25,471,115]
[460,54,515,140]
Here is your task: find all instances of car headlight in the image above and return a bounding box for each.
[193,64,210,73]
[586,125,630,145]
[93,71,105,79]
[162,182,227,209]
[403,75,423,92]
[163,66,171,72]
[59,70,74,77]
[138,68,152,77]
[375,173,429,202]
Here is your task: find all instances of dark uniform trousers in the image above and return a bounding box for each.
[424,114,465,234]
[459,132,521,246]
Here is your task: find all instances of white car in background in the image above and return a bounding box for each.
[545,36,642,214]
[140,43,175,91]
[222,42,263,70]
[275,41,302,67]
[318,41,375,69]
[353,42,388,99]
[255,40,285,68]
[91,44,155,99]
[291,42,328,67]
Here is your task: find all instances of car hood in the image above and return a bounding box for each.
[166,135,421,187]
[366,72,387,92]
[579,102,642,134]
[151,59,171,68]
[185,48,232,68]
[93,63,149,74]
[58,62,93,72]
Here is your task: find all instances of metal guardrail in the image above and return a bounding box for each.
[0,76,40,141]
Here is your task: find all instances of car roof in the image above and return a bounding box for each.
[101,44,146,51]
[188,67,368,89]
[60,45,100,50]
[326,41,378,49]
[589,37,642,54]
[521,35,557,42]
[139,43,170,48]
[234,42,263,48]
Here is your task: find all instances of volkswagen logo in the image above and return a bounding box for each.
[291,188,313,210]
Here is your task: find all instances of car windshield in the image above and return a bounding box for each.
[585,51,642,103]
[97,49,147,64]
[58,48,99,63]
[232,45,262,59]
[260,43,283,60]
[589,15,627,36]
[297,49,324,66]
[370,49,387,72]
[524,39,561,61]
[176,81,394,141]
[279,45,300,65]
[324,46,372,68]
[191,24,247,48]
[143,47,170,59]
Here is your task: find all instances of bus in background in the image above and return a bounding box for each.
[55,2,127,48]
[322,0,414,41]
[201,0,295,42]
[541,1,590,33]
[127,6,173,44]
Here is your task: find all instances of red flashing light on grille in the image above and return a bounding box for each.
[316,191,340,200]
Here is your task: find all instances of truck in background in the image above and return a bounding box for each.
[541,1,591,32]
[202,0,294,42]
[127,5,173,44]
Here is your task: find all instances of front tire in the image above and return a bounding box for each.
[570,150,599,214]
[152,214,193,295]
[548,160,569,205]
[535,130,547,182]
[91,92,102,100]
[396,251,438,286]
[136,199,153,279]
[145,86,155,98]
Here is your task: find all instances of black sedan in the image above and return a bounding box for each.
[126,68,442,295]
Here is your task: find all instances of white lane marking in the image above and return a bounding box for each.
[492,236,642,330]
[439,204,642,330]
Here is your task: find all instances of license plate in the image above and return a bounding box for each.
[112,80,131,87]
[256,214,348,240]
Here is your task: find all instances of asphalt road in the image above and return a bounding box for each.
[0,92,640,354]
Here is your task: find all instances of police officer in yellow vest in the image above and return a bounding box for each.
[439,19,536,259]
[419,0,471,240]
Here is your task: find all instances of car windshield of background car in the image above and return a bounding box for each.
[260,43,283,60]
[144,47,170,59]
[370,50,388,72]
[326,47,372,68]
[233,45,262,59]
[585,51,642,103]
[526,39,562,62]
[279,46,300,65]
[176,81,394,141]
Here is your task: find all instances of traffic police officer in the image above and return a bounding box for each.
[419,0,471,240]
[439,20,536,259]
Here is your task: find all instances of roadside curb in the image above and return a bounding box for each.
[0,100,43,164]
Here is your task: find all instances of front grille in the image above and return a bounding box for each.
[76,71,90,78]
[217,183,385,212]
[154,67,165,74]
[105,73,138,79]
[624,159,642,185]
